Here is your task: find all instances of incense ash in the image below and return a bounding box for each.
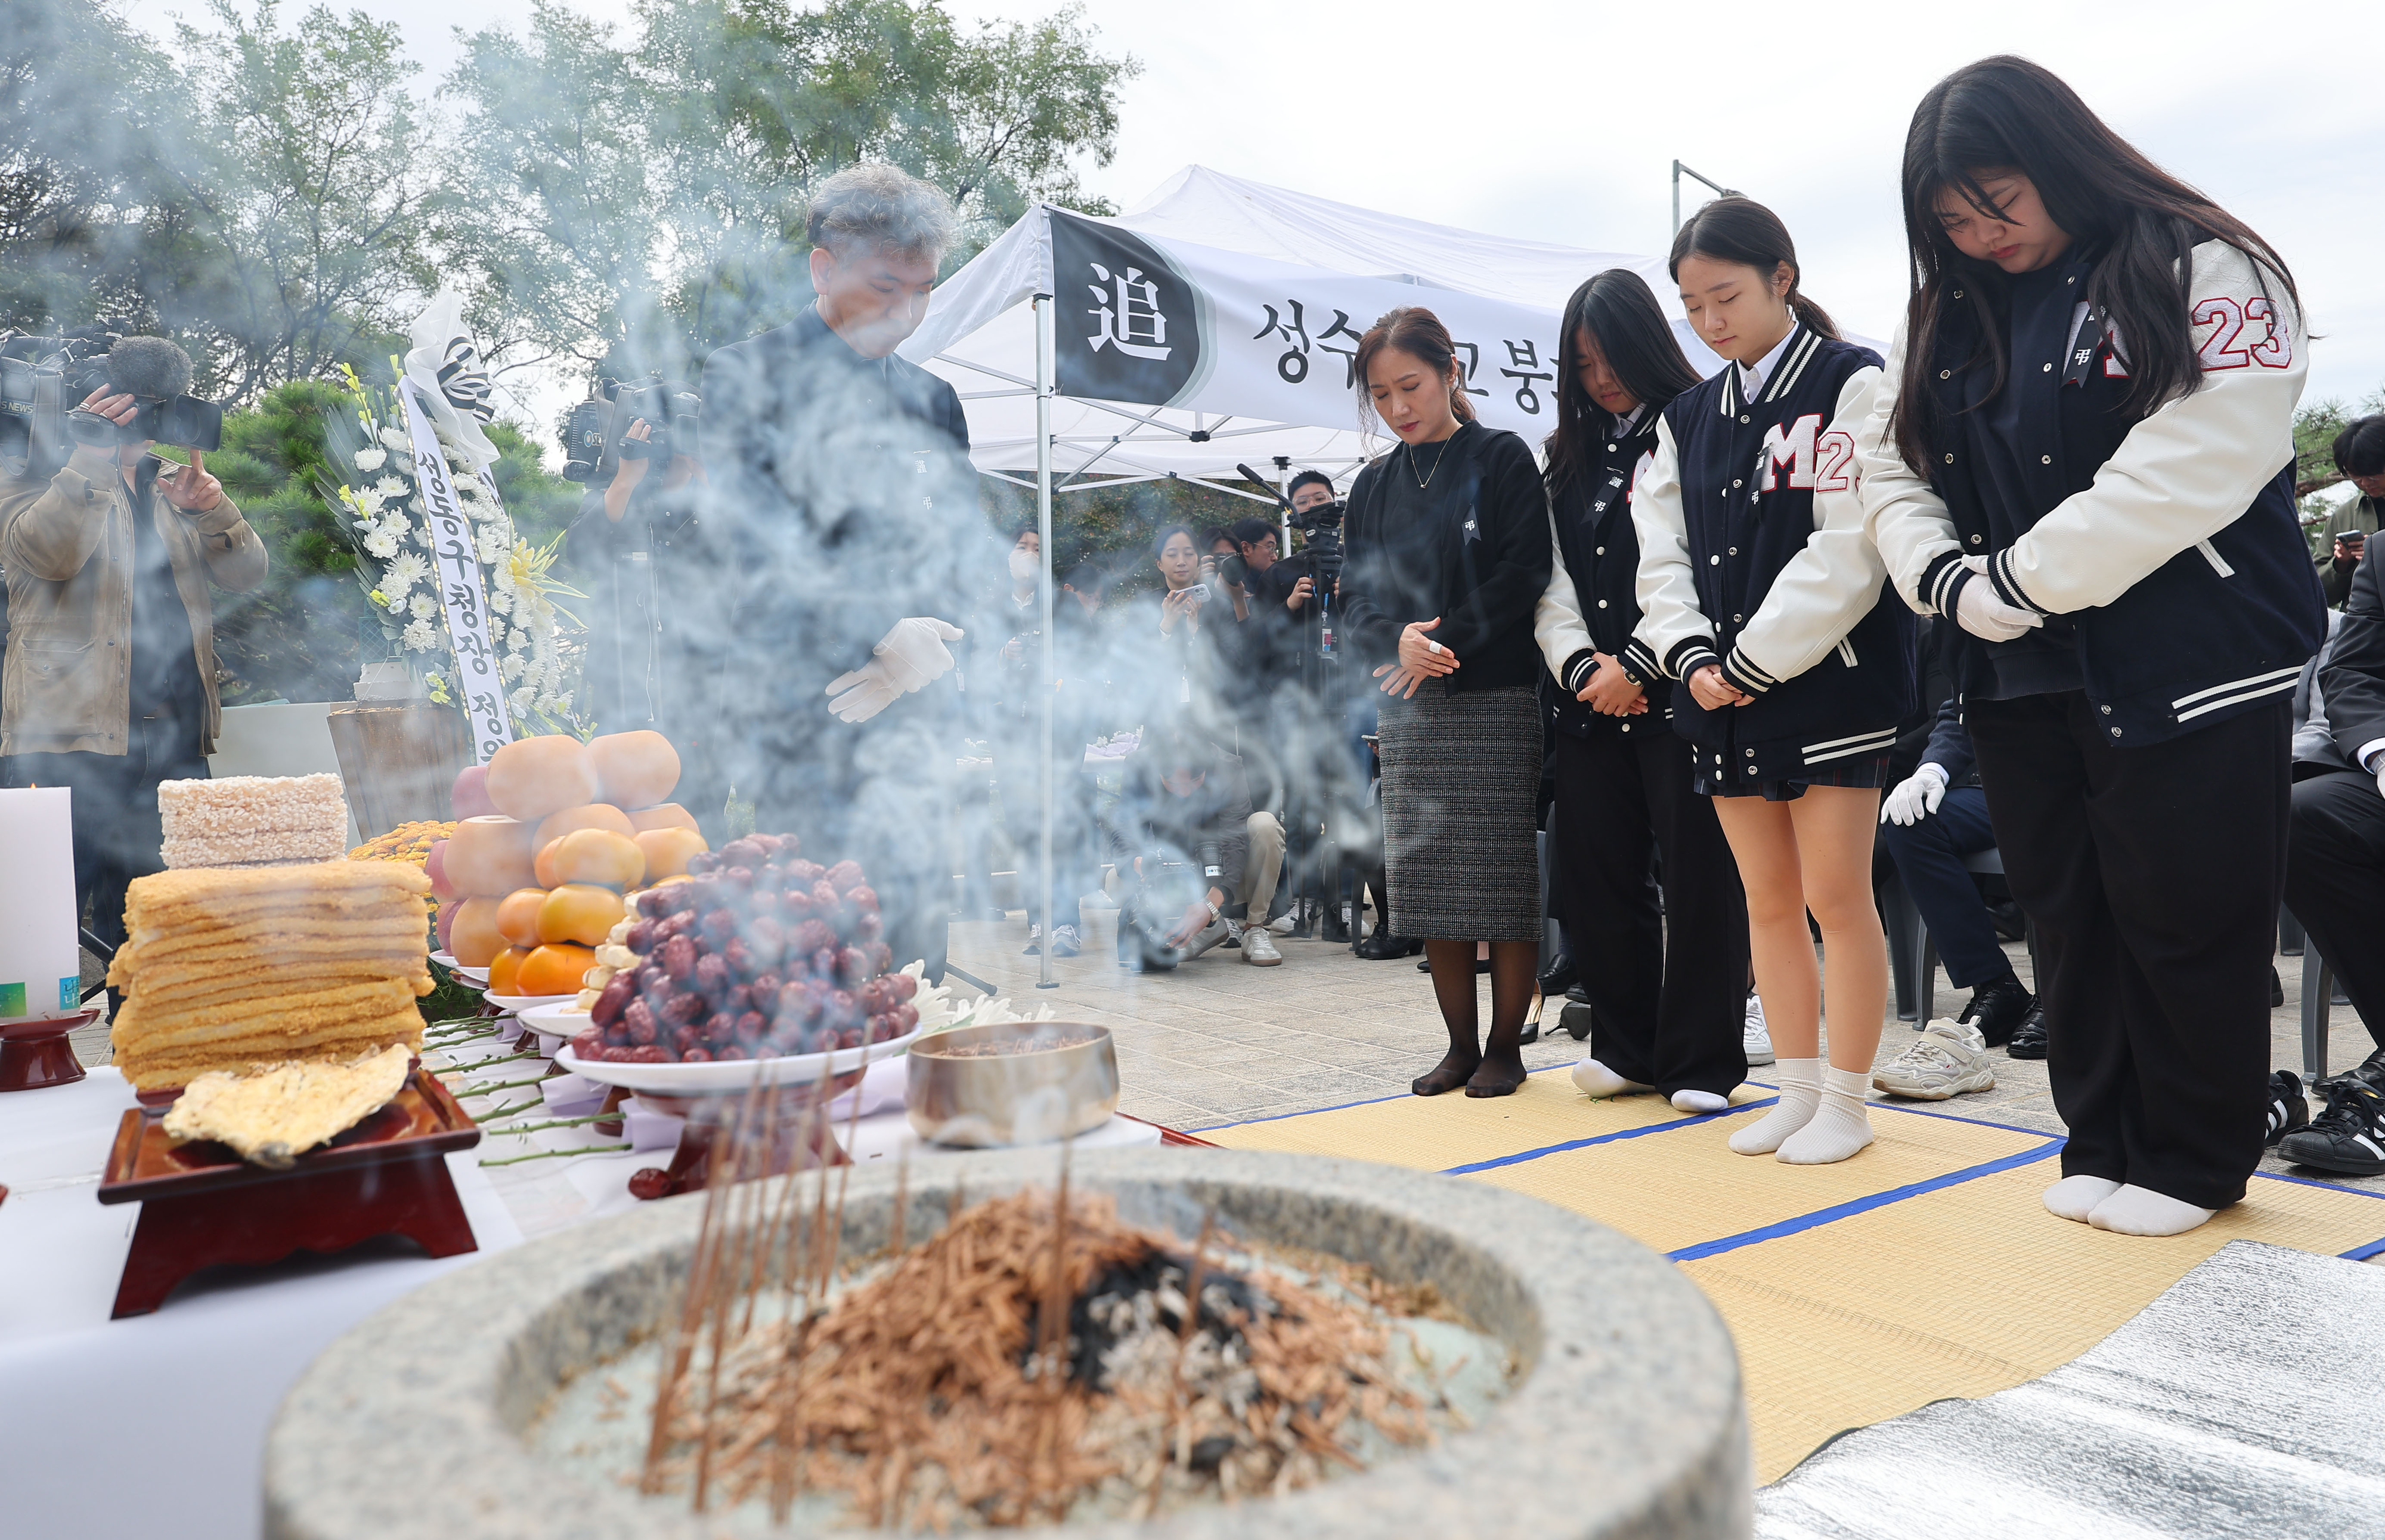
[531,1181,1511,1531]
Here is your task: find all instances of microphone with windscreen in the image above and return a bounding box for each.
[66,335,222,451]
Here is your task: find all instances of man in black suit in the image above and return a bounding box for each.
[2278,534,2385,1173]
[698,163,978,980]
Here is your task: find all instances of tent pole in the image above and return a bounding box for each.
[1274,454,1290,555]
[1034,289,1058,990]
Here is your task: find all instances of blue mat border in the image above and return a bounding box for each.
[1191,1074,2385,1260]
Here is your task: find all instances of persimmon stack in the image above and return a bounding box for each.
[105,862,435,1092]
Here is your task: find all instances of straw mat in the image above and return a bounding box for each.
[1205,1070,2385,1482]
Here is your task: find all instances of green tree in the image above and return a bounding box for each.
[168,1,445,405]
[443,0,1136,378]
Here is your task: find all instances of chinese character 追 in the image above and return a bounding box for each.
[1086,263,1171,361]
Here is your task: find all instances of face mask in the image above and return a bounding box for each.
[1009,549,1037,582]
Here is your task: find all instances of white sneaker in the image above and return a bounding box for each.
[1871,1018,1994,1100]
[1743,993,1774,1066]
[1182,918,1232,961]
[1222,917,1244,950]
[1241,928,1283,966]
[1266,910,1297,935]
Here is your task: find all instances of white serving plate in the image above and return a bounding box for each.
[518,999,591,1036]
[555,1026,922,1094]
[429,951,490,986]
[483,991,575,1014]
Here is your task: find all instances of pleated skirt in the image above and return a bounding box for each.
[1376,680,1542,942]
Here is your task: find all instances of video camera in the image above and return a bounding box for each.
[1238,461,1343,586]
[560,373,702,484]
[1,327,224,472]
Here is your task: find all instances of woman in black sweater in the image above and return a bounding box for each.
[1534,270,1752,1114]
[1340,306,1554,1096]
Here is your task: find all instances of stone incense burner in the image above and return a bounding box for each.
[264,1147,1752,1539]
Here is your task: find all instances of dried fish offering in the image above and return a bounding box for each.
[530,1188,1513,1530]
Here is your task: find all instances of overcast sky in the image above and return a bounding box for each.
[123,0,2385,411]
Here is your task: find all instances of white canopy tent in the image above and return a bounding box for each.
[900,164,1724,506]
[903,168,1750,987]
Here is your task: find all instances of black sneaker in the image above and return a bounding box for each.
[2265,1070,2309,1147]
[2277,1080,2385,1176]
[2005,1005,2048,1060]
[1959,975,2036,1048]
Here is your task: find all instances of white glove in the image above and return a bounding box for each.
[1953,556,2043,643]
[825,617,964,724]
[1881,763,1949,827]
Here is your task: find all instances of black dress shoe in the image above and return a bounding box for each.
[2270,964,2285,1009]
[1356,929,1415,960]
[2005,1004,2048,1059]
[1321,904,1352,944]
[1538,952,1578,995]
[1957,975,2036,1048]
[2334,1045,2385,1095]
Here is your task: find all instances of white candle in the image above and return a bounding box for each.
[0,787,82,1021]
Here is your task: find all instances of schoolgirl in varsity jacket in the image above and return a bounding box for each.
[1860,57,2326,1237]
[1633,199,1912,1169]
[1532,269,1751,1111]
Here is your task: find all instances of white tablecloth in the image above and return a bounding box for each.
[0,1052,1157,1538]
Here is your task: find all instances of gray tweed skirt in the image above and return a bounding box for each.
[1376,680,1542,942]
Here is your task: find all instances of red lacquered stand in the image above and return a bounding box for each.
[98,1064,481,1318]
[627,1072,863,1201]
[0,1008,100,1092]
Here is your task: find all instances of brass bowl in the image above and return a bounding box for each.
[904,1021,1120,1147]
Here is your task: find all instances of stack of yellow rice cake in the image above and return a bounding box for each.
[157,772,349,868]
[106,862,433,1092]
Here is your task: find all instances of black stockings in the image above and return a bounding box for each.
[1410,938,1538,1098]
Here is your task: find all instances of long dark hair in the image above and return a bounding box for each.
[1890,55,2298,473]
[1352,306,1478,430]
[1545,269,1702,494]
[1668,198,1839,342]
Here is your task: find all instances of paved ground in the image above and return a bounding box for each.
[66,900,2378,1203]
[941,898,2384,1201]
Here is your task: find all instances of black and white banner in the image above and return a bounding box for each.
[399,380,515,763]
[1048,210,1569,437]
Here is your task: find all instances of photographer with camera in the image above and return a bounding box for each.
[1107,721,1285,970]
[1,334,263,958]
[564,395,708,734]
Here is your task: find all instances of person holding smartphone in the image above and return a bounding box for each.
[2318,417,2381,610]
[2,336,268,966]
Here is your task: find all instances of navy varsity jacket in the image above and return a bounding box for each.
[1534,406,1668,738]
[1634,325,1917,781]
[1864,240,2327,746]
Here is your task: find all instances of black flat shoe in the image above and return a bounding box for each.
[1353,928,1413,960]
[2005,1005,2048,1060]
[1958,975,2035,1048]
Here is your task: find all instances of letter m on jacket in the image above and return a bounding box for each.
[1758,413,1822,491]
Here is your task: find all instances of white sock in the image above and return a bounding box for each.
[1669,1088,1729,1114]
[1729,1058,1820,1154]
[1571,1058,1652,1098]
[1777,1066,1876,1165]
[2088,1184,2218,1237]
[2042,1175,2121,1224]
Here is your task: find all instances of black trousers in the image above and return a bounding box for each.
[9,717,212,962]
[1550,725,1749,1097]
[1968,692,2290,1210]
[2284,769,2385,1053]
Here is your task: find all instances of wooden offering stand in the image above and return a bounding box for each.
[0,1008,99,1093]
[626,1070,864,1201]
[99,1063,481,1318]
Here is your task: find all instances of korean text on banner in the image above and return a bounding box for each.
[399,380,515,763]
[1047,210,1566,438]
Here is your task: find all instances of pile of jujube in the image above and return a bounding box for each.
[567,833,918,1064]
